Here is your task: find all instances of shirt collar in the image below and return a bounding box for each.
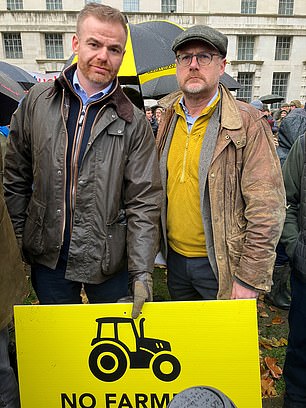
[179,89,219,114]
[72,70,113,105]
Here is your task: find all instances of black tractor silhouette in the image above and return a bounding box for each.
[88,317,181,382]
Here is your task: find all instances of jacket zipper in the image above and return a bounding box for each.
[60,89,68,245]
[71,106,86,213]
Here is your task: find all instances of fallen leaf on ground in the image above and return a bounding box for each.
[259,336,287,349]
[259,311,269,318]
[261,377,277,397]
[272,315,285,325]
[264,356,283,379]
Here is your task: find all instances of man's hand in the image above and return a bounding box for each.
[230,280,259,299]
[132,272,153,319]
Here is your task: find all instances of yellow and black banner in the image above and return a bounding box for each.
[14,299,262,407]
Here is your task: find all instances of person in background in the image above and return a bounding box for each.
[156,25,286,302]
[4,3,162,319]
[145,106,159,137]
[250,99,263,111]
[262,104,279,145]
[273,102,290,121]
[289,99,302,111]
[281,133,306,407]
[266,105,306,310]
[276,109,288,128]
[250,100,278,146]
[154,106,164,125]
[0,144,27,408]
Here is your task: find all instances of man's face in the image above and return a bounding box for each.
[175,40,226,99]
[72,16,126,93]
[146,109,153,120]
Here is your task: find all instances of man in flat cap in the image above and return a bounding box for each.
[156,25,286,301]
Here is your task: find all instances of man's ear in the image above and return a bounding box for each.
[72,34,79,55]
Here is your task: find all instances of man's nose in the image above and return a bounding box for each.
[97,47,108,61]
[189,55,199,68]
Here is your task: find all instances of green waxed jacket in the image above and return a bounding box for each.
[0,146,27,331]
[4,71,162,284]
[156,84,286,298]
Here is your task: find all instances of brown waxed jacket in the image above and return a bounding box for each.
[4,69,162,284]
[156,84,286,298]
[0,146,27,331]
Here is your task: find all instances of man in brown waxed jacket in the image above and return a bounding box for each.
[156,25,286,301]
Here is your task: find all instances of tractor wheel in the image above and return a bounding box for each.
[89,343,128,382]
[152,353,181,382]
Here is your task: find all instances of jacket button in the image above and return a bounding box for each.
[218,255,223,260]
[236,140,241,145]
[210,173,215,178]
[112,114,116,119]
[56,209,61,214]
[225,135,230,140]
[57,170,62,176]
[118,130,122,134]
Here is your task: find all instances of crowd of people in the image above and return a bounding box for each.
[1,3,305,408]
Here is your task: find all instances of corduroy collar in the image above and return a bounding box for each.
[52,64,134,123]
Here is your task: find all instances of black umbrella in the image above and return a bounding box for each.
[0,72,25,125]
[259,94,284,104]
[221,72,242,90]
[63,20,184,85]
[0,61,37,90]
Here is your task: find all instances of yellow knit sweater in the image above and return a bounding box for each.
[167,95,220,257]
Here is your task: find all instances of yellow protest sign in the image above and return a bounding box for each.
[14,299,262,408]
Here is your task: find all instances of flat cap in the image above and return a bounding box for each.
[172,25,228,57]
[290,99,302,108]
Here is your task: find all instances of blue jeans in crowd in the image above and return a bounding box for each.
[283,272,306,407]
[0,327,20,408]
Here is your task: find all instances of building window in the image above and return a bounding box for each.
[278,0,294,15]
[275,36,291,60]
[237,36,255,60]
[7,0,23,10]
[45,33,64,59]
[236,73,254,102]
[46,0,62,10]
[123,0,139,11]
[3,33,23,58]
[271,72,289,107]
[241,0,257,14]
[161,0,177,12]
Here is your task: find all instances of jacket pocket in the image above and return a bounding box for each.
[101,211,127,276]
[23,198,46,257]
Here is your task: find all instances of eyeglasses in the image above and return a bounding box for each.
[176,52,222,67]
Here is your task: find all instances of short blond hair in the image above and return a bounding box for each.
[76,3,128,38]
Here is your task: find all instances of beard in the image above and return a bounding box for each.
[77,58,117,89]
[179,75,218,99]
